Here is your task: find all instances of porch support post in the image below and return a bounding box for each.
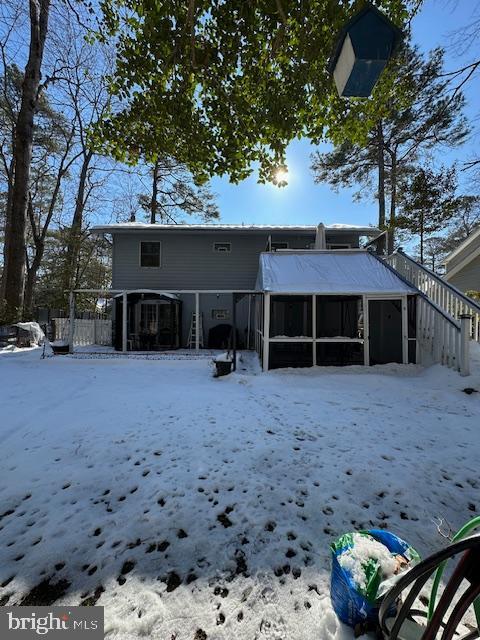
[460,314,472,377]
[232,293,237,371]
[401,296,409,364]
[122,291,128,353]
[363,295,369,366]
[195,292,200,350]
[263,293,270,371]
[312,294,316,367]
[68,292,75,354]
[246,294,251,350]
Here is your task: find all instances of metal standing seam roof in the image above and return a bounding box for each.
[90,222,379,234]
[256,251,417,294]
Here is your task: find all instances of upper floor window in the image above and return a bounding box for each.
[327,243,351,250]
[213,242,231,253]
[271,241,289,251]
[140,241,161,267]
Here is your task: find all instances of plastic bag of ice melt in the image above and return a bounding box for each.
[330,529,420,628]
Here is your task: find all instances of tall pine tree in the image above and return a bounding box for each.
[311,46,469,253]
[396,166,458,263]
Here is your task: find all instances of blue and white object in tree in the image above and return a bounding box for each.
[329,4,403,98]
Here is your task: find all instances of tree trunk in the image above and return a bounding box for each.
[419,210,424,264]
[150,160,159,224]
[2,0,50,322]
[0,158,15,300]
[23,135,72,317]
[63,149,93,300]
[23,242,43,319]
[388,151,397,255]
[376,121,386,230]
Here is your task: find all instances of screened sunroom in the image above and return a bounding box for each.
[254,251,418,371]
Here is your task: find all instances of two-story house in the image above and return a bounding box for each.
[90,221,420,370]
[443,226,480,295]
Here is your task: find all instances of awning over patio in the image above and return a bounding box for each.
[112,290,180,300]
[256,250,417,294]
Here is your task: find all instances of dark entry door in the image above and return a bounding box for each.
[368,299,403,365]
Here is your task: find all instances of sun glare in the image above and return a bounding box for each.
[273,166,289,187]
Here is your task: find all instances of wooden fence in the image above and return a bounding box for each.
[53,318,112,346]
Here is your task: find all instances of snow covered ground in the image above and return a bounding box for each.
[0,347,479,639]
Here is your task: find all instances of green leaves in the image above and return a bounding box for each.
[92,0,416,183]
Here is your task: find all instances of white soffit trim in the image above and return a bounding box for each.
[444,244,480,281]
[444,226,480,264]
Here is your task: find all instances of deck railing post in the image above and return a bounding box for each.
[459,314,472,377]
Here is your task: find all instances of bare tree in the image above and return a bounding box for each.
[442,0,480,176]
[55,33,113,298]
[23,117,79,315]
[1,0,50,322]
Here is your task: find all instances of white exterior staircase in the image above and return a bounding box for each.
[384,249,480,375]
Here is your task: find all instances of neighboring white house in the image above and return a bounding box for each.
[443,227,480,294]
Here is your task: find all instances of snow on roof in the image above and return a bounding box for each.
[90,222,379,234]
[326,223,372,230]
[256,251,417,294]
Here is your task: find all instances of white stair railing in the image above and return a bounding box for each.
[416,297,468,373]
[386,250,480,342]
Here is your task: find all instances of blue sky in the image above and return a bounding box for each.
[209,0,479,228]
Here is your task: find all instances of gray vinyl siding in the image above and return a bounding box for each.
[179,292,253,348]
[447,254,480,293]
[446,234,480,273]
[112,232,315,290]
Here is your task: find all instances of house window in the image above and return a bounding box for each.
[327,243,351,249]
[212,309,230,320]
[213,242,231,253]
[140,241,161,267]
[271,241,289,251]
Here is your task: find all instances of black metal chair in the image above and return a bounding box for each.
[379,535,480,640]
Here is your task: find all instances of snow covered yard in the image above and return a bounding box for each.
[0,349,479,640]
